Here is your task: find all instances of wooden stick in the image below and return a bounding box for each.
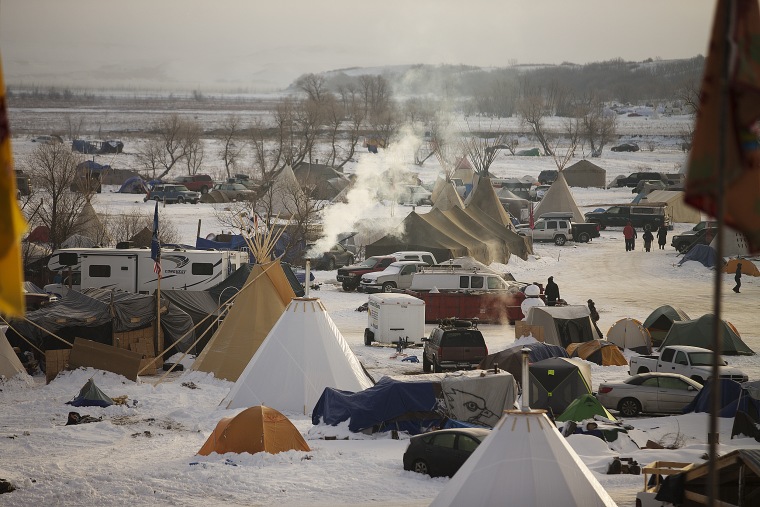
[0,316,46,355]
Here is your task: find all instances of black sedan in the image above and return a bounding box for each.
[402,428,490,477]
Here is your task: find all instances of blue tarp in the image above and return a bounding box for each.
[195,233,303,264]
[678,244,717,268]
[311,376,442,435]
[683,379,743,417]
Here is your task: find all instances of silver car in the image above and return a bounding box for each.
[597,373,702,417]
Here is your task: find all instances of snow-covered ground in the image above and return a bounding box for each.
[3,112,760,506]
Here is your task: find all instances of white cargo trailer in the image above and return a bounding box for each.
[364,293,425,346]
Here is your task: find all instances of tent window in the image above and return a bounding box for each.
[471,276,484,289]
[431,433,456,449]
[460,276,469,289]
[192,263,214,276]
[457,435,479,453]
[88,265,111,278]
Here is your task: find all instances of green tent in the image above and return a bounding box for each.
[556,394,616,423]
[659,314,755,356]
[643,305,690,346]
[66,378,114,407]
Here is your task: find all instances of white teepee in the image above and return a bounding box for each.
[533,172,585,223]
[223,297,373,414]
[0,328,30,381]
[430,409,617,507]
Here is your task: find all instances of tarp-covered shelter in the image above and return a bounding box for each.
[643,190,701,224]
[678,243,717,268]
[312,377,442,434]
[533,172,585,223]
[606,318,652,354]
[66,378,114,407]
[192,261,296,382]
[643,305,690,347]
[197,405,310,456]
[659,314,755,356]
[556,393,616,422]
[566,340,628,366]
[223,297,374,414]
[524,305,601,348]
[478,339,569,382]
[429,409,616,507]
[441,370,518,428]
[1,327,29,380]
[563,160,606,189]
[292,161,350,201]
[529,357,593,415]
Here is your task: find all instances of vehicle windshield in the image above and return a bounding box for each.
[382,265,402,275]
[688,351,725,366]
[359,257,381,268]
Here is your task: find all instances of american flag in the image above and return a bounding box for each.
[150,202,161,278]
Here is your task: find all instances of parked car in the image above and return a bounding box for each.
[403,427,491,477]
[172,174,214,194]
[596,372,702,417]
[529,184,551,201]
[337,255,397,292]
[671,221,718,253]
[359,260,426,293]
[611,142,641,153]
[211,182,256,201]
[306,242,355,270]
[615,171,667,188]
[144,184,200,204]
[422,318,488,373]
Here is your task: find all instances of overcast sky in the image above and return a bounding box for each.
[0,0,715,92]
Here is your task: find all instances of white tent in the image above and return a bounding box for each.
[642,190,701,224]
[711,225,750,257]
[524,305,601,347]
[430,409,617,507]
[223,297,373,414]
[606,318,652,354]
[533,172,585,223]
[0,328,30,381]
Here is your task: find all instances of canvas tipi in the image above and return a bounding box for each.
[223,297,374,414]
[0,328,29,381]
[429,409,617,507]
[533,172,585,223]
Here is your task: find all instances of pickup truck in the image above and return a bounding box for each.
[670,221,718,253]
[359,261,426,293]
[517,217,600,245]
[337,255,397,291]
[615,171,667,187]
[584,204,666,232]
[629,345,748,384]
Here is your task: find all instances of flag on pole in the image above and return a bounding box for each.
[0,54,28,317]
[151,202,161,277]
[685,0,760,252]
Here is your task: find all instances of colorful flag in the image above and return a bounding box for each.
[0,54,28,317]
[685,0,760,252]
[151,202,161,277]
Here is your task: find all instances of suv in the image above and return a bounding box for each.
[306,242,355,270]
[359,260,426,293]
[671,221,718,253]
[144,184,200,204]
[585,204,666,231]
[337,255,397,291]
[422,319,488,373]
[615,171,667,188]
[173,174,213,194]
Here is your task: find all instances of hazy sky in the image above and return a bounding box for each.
[0,0,715,91]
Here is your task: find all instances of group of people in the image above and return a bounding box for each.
[623,222,669,252]
[520,276,562,319]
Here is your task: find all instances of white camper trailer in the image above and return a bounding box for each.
[44,247,248,296]
[364,293,425,346]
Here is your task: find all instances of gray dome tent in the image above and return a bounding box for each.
[659,314,754,356]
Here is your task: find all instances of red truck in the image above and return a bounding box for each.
[337,256,396,291]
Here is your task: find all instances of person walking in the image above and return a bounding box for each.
[545,276,560,306]
[643,230,654,252]
[623,221,636,252]
[657,225,668,250]
[733,262,743,293]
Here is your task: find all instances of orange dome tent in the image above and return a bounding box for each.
[197,405,310,456]
[724,259,760,277]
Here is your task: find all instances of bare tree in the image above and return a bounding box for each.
[518,94,554,156]
[580,96,617,158]
[103,206,179,246]
[369,104,399,150]
[63,114,86,140]
[135,138,164,179]
[549,117,581,171]
[461,119,505,176]
[323,95,365,169]
[218,115,244,179]
[678,79,701,115]
[183,122,205,175]
[138,114,195,180]
[21,143,89,250]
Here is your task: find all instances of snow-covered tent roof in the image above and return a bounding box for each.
[223,297,374,414]
[533,172,585,223]
[191,261,295,382]
[429,409,617,507]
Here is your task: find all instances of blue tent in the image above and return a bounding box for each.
[311,377,442,435]
[118,176,147,194]
[678,243,717,268]
[683,379,743,417]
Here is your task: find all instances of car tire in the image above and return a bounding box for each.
[423,354,431,373]
[177,196,185,204]
[554,235,567,246]
[200,186,209,194]
[433,358,442,373]
[413,459,429,475]
[381,282,395,293]
[618,398,641,417]
[342,282,356,292]
[578,232,590,243]
[364,329,374,347]
[691,375,704,385]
